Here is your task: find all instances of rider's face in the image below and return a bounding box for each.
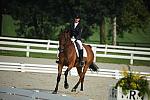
[75,18,80,23]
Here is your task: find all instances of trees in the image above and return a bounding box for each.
[1,0,11,36]
[83,0,150,45]
[6,0,93,40]
[117,0,150,33]
[0,0,3,36]
[81,0,125,44]
[81,0,108,44]
[8,0,53,39]
[2,0,150,43]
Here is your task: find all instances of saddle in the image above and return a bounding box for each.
[72,40,87,57]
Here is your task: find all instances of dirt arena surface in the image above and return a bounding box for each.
[0,71,118,100]
[0,56,150,100]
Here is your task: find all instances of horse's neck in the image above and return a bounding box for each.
[66,39,72,46]
[64,40,76,60]
[64,40,74,53]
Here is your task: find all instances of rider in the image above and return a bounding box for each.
[70,15,84,67]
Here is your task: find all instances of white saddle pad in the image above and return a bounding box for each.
[72,41,87,57]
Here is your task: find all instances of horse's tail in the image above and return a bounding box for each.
[89,62,99,72]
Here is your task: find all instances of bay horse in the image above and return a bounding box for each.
[52,30,99,94]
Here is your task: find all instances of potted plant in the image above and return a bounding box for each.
[115,70,150,100]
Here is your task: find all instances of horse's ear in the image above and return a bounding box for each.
[65,29,70,33]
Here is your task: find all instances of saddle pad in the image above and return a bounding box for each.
[73,41,87,57]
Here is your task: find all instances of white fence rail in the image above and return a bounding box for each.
[0,36,150,64]
[91,44,150,64]
[0,62,150,80]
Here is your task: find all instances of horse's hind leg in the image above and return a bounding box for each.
[71,64,89,92]
[80,65,88,91]
[71,66,84,92]
[80,75,85,91]
[64,68,69,89]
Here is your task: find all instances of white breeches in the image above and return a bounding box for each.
[71,37,83,50]
[76,40,83,49]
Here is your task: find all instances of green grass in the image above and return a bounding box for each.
[30,53,57,59]
[87,26,150,44]
[0,50,26,57]
[0,50,57,59]
[96,57,150,66]
[0,44,26,48]
[117,30,150,43]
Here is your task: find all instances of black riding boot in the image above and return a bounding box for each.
[79,49,84,67]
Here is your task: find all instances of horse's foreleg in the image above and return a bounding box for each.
[64,68,69,89]
[52,65,63,94]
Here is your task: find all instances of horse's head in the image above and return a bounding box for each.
[58,30,71,52]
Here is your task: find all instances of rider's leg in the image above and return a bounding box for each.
[76,40,83,50]
[76,40,84,67]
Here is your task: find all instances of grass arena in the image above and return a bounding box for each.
[0,56,150,100]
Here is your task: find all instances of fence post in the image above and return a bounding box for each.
[47,40,51,50]
[26,44,30,57]
[115,70,120,79]
[20,63,25,72]
[130,53,134,65]
[105,44,108,55]
[92,46,97,62]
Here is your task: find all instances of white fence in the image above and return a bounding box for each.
[0,37,59,57]
[0,36,150,64]
[0,62,150,80]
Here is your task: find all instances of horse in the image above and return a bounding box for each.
[52,30,99,94]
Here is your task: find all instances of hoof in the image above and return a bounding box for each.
[80,89,83,91]
[64,83,69,89]
[56,60,59,64]
[71,89,76,92]
[52,91,57,94]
